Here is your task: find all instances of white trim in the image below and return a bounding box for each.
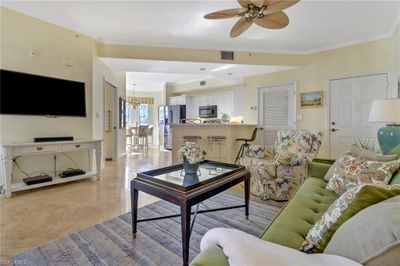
[327,71,391,158]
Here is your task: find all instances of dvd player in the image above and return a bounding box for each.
[59,168,86,178]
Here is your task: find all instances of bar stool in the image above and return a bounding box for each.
[182,136,202,143]
[234,128,263,164]
[207,136,226,162]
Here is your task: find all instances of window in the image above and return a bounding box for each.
[258,83,296,146]
[125,103,133,126]
[138,104,149,125]
[159,106,166,125]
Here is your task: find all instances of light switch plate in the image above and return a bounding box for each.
[296,115,303,121]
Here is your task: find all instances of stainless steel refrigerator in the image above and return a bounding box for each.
[164,105,186,150]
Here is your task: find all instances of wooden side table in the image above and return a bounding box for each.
[131,160,250,266]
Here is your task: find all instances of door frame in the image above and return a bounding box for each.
[257,82,297,145]
[103,78,118,161]
[327,71,394,158]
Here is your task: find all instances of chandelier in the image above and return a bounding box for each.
[130,83,140,109]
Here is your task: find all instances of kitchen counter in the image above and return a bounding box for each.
[172,123,257,164]
[172,123,257,127]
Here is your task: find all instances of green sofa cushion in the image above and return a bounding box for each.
[259,177,338,249]
[390,171,400,184]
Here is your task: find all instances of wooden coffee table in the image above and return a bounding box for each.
[131,160,250,266]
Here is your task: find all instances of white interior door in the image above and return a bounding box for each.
[258,83,296,146]
[329,73,388,158]
[104,81,118,161]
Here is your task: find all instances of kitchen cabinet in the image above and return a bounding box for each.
[186,92,234,118]
[168,95,187,105]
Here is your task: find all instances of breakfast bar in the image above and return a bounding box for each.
[172,124,257,164]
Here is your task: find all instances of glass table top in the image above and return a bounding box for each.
[137,161,241,191]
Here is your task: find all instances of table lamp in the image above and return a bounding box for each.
[368,99,400,154]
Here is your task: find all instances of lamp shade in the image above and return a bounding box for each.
[368,99,400,123]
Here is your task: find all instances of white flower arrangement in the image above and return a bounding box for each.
[177,142,207,164]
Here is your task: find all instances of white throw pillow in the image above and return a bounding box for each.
[201,228,361,266]
[324,195,400,265]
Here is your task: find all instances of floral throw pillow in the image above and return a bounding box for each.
[301,183,400,253]
[325,154,400,195]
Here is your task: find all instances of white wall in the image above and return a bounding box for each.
[232,85,244,116]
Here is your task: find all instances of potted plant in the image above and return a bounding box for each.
[177,142,207,175]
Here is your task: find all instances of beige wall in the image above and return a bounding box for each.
[0,7,94,143]
[166,78,233,96]
[111,71,127,157]
[104,82,114,159]
[395,25,400,76]
[0,7,127,169]
[97,44,308,67]
[92,58,127,161]
[243,29,400,157]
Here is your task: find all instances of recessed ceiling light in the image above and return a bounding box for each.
[200,68,206,71]
[227,73,233,75]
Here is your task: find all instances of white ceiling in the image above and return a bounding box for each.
[101,58,293,91]
[2,1,399,54]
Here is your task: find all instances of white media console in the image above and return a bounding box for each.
[0,139,102,197]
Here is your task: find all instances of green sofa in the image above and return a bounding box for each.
[191,158,400,266]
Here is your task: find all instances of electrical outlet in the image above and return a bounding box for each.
[29,50,38,57]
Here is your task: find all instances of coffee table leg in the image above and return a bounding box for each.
[181,204,191,266]
[131,188,138,238]
[244,177,250,219]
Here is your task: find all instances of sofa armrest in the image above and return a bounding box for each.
[308,159,334,179]
[190,245,229,266]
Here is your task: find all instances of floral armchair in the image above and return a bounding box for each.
[238,130,323,201]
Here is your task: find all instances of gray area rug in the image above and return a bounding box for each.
[13,192,281,266]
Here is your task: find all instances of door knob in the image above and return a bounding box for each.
[331,128,339,132]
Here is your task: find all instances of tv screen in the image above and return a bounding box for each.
[0,69,86,117]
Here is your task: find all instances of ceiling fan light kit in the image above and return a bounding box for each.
[204,0,299,38]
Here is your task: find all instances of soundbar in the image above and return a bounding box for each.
[34,136,74,142]
[23,174,53,185]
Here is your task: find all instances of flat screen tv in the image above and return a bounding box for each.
[0,69,86,117]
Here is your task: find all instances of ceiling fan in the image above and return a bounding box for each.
[204,0,300,38]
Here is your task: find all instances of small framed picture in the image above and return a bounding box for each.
[300,91,323,108]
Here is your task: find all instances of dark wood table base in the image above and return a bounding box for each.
[131,164,250,266]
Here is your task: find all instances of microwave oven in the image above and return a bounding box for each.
[199,105,217,118]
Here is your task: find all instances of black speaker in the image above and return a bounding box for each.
[34,136,74,142]
[23,174,53,185]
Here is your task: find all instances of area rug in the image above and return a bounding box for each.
[13,192,281,266]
